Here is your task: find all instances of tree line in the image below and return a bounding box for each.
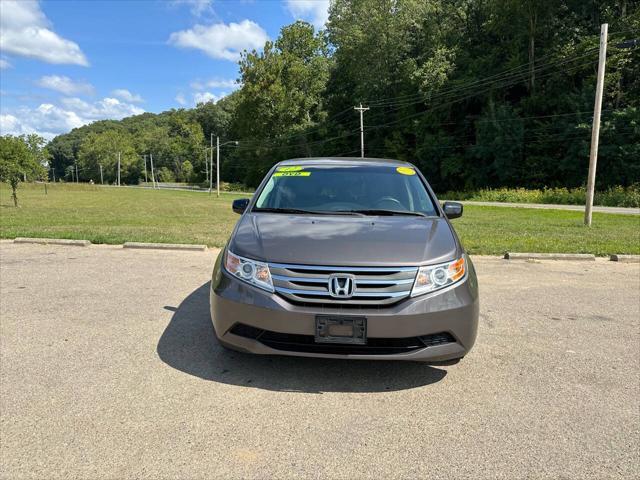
[43,0,639,191]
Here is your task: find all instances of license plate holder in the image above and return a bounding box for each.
[315,315,367,345]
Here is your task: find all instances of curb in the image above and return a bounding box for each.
[14,237,91,247]
[123,242,207,252]
[504,252,595,261]
[610,254,640,263]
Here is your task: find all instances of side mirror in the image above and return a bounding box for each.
[232,198,250,215]
[442,201,463,219]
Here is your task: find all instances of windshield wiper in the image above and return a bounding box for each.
[253,207,363,216]
[338,209,427,217]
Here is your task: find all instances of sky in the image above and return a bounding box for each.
[0,0,330,139]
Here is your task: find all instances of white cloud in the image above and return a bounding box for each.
[36,75,94,96]
[168,20,268,61]
[1,105,84,139]
[1,114,22,134]
[0,0,88,66]
[0,97,144,139]
[191,78,238,90]
[59,96,144,120]
[0,57,11,69]
[286,0,330,28]
[111,88,144,103]
[171,0,213,17]
[175,92,187,106]
[194,91,226,105]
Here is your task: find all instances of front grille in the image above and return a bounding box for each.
[229,324,456,355]
[269,262,418,306]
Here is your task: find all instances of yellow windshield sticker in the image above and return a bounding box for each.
[277,166,304,172]
[396,167,416,176]
[273,171,311,177]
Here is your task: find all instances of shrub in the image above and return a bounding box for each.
[157,167,176,183]
[221,181,251,192]
[441,185,639,208]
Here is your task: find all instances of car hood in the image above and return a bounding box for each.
[229,213,459,266]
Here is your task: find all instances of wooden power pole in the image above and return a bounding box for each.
[117,152,121,186]
[354,103,370,158]
[149,153,157,189]
[584,23,608,226]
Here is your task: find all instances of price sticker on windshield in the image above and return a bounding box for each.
[277,166,304,172]
[396,167,416,176]
[273,171,311,177]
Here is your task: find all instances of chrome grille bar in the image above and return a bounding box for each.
[269,262,418,306]
[270,274,415,285]
[269,262,418,273]
[275,287,411,298]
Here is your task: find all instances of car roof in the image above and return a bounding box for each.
[277,157,414,167]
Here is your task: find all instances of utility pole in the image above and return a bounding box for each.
[584,23,608,226]
[149,153,156,189]
[354,103,370,158]
[99,164,104,185]
[216,136,220,197]
[205,149,209,184]
[209,133,214,194]
[143,155,148,183]
[117,152,121,186]
[212,138,238,197]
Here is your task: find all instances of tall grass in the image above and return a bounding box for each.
[442,184,640,208]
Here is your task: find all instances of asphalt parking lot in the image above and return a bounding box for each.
[1,242,638,479]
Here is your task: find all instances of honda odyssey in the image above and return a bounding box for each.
[210,158,479,362]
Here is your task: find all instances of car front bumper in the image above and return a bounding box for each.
[209,254,479,362]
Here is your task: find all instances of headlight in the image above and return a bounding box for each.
[411,256,466,297]
[224,250,274,292]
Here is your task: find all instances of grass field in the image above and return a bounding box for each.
[1,183,638,255]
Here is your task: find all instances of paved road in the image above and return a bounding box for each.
[1,243,638,479]
[455,200,640,215]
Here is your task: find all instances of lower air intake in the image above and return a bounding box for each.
[229,324,456,355]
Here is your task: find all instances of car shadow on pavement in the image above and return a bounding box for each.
[157,282,447,393]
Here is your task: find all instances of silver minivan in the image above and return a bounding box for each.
[210,157,479,362]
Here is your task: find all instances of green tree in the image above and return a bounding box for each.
[0,135,47,207]
[193,93,238,143]
[233,21,332,184]
[164,112,206,181]
[77,130,139,184]
[180,160,194,183]
[157,167,175,182]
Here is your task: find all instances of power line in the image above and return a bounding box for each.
[209,43,636,156]
[227,51,599,152]
[364,48,600,108]
[232,128,360,152]
[233,106,359,149]
[227,56,603,155]
[371,50,603,112]
[361,55,623,134]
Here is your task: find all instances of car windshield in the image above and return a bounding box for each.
[254,164,438,216]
